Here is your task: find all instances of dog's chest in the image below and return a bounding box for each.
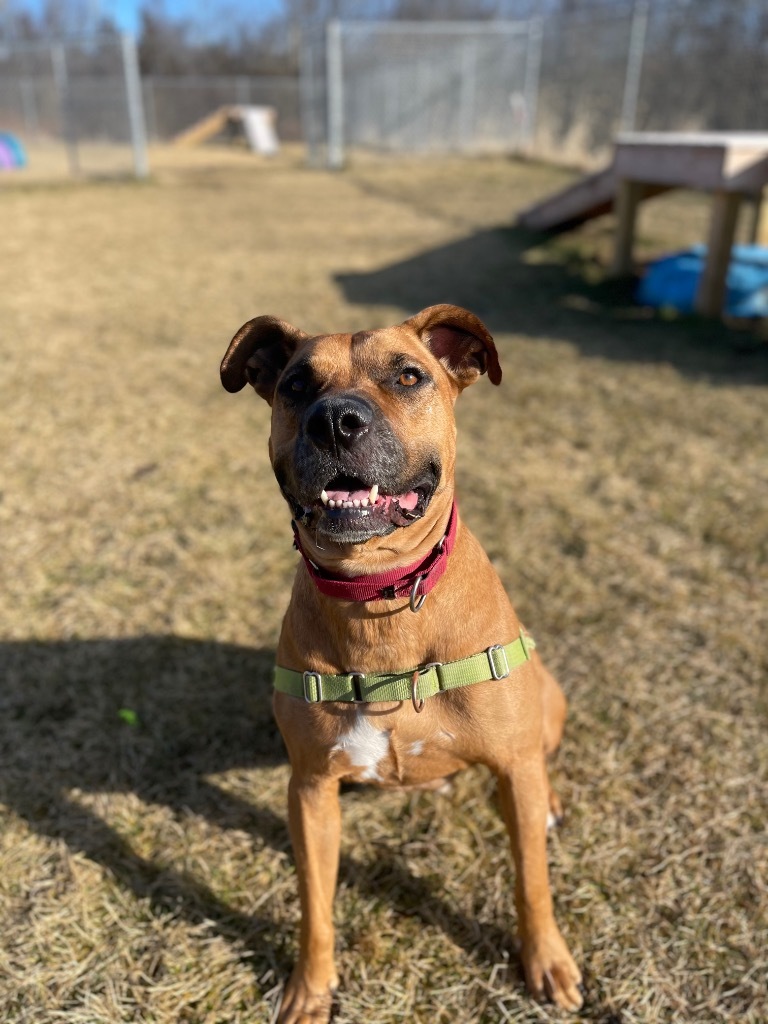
[329,708,465,787]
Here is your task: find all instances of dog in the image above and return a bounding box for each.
[220,304,583,1022]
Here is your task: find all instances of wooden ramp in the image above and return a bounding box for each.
[173,106,279,154]
[173,107,233,147]
[516,164,672,233]
[516,166,616,232]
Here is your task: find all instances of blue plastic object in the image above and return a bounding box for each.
[0,132,26,169]
[636,244,768,317]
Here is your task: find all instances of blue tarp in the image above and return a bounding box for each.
[636,244,768,318]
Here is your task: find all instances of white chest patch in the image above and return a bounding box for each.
[332,711,391,781]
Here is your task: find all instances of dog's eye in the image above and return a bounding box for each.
[398,370,421,387]
[288,377,306,393]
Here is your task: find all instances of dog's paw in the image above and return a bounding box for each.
[520,931,583,1012]
[278,970,338,1024]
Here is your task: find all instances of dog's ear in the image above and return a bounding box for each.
[220,316,308,402]
[401,304,501,390]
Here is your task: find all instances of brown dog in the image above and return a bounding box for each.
[220,304,583,1022]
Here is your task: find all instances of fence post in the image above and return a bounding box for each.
[458,36,478,151]
[51,43,80,176]
[523,16,543,151]
[326,18,344,169]
[299,30,322,167]
[142,75,157,141]
[121,34,149,179]
[620,0,649,133]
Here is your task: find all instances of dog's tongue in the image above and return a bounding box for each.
[395,491,418,510]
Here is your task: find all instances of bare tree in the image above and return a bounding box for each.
[390,0,496,18]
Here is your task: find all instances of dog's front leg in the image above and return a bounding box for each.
[279,773,341,1024]
[496,758,583,1011]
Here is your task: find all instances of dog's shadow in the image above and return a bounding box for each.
[1,635,522,991]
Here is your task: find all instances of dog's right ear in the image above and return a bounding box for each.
[220,316,308,403]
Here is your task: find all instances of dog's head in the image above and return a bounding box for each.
[220,304,501,552]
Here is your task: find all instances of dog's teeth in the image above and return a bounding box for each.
[328,499,336,508]
[361,498,368,507]
[369,484,379,504]
[353,499,360,508]
[320,490,329,505]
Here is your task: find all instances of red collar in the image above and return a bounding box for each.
[292,502,458,607]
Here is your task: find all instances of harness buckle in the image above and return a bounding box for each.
[302,670,323,703]
[486,644,510,680]
[348,671,366,702]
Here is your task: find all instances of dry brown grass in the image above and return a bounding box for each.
[1,144,767,1024]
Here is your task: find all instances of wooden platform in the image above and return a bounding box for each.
[517,132,768,318]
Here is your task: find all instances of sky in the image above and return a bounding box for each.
[107,0,283,35]
[18,0,285,38]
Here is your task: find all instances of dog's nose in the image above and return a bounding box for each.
[305,395,373,451]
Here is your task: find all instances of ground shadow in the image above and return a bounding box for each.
[1,635,576,1006]
[0,637,294,971]
[336,226,768,386]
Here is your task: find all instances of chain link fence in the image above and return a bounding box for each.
[142,74,301,142]
[307,20,537,168]
[0,1,766,178]
[533,0,768,164]
[305,1,768,168]
[0,35,147,178]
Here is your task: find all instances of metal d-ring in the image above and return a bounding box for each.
[410,670,425,713]
[409,575,427,613]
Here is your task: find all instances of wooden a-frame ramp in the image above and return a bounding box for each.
[173,106,279,155]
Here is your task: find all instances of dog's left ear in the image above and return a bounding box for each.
[402,304,501,390]
[220,315,308,403]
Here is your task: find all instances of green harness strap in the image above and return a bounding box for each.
[273,632,536,705]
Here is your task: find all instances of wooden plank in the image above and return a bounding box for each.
[726,154,768,194]
[748,188,768,246]
[611,178,645,276]
[614,141,728,190]
[172,107,234,147]
[516,167,616,231]
[694,191,742,317]
[617,131,768,147]
[237,106,279,155]
[615,133,768,192]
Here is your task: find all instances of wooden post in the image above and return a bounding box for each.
[747,188,768,246]
[695,190,741,317]
[611,178,644,276]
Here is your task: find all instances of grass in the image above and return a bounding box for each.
[1,144,767,1024]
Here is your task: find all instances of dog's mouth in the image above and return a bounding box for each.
[287,468,439,541]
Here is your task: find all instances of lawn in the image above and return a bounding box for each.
[1,144,766,1023]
